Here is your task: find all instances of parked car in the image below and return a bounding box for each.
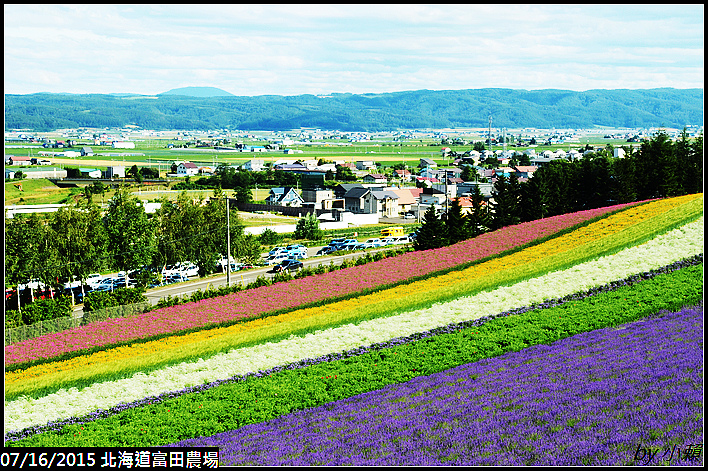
[268,246,288,256]
[271,259,303,273]
[164,273,189,284]
[356,238,384,250]
[265,252,290,265]
[316,245,336,256]
[342,241,361,251]
[392,236,411,245]
[403,212,416,219]
[178,262,199,278]
[328,238,346,248]
[380,237,396,246]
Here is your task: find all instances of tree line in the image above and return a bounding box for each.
[5,187,262,311]
[5,88,703,132]
[415,130,703,250]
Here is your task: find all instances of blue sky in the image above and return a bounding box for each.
[4,4,704,96]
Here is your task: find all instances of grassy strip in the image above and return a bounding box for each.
[5,199,655,374]
[6,262,703,447]
[6,203,701,398]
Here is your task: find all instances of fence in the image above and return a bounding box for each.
[4,301,151,346]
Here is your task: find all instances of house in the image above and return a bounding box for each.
[112,141,135,149]
[363,173,387,184]
[266,187,304,207]
[302,188,334,209]
[334,183,365,199]
[391,188,419,213]
[105,166,125,179]
[274,162,309,173]
[420,187,447,205]
[614,148,626,159]
[7,167,68,180]
[415,176,440,187]
[356,160,376,171]
[79,168,102,178]
[419,158,437,168]
[343,186,372,213]
[393,169,413,181]
[9,156,32,165]
[177,162,199,176]
[81,147,94,156]
[365,190,399,218]
[513,166,538,179]
[243,159,265,171]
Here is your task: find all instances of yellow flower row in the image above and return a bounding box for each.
[6,194,702,397]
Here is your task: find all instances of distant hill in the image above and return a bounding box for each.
[160,86,235,97]
[4,88,703,132]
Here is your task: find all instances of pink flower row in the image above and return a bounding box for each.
[5,201,643,366]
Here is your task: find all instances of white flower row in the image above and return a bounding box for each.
[5,217,703,433]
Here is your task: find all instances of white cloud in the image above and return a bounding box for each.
[3,4,704,95]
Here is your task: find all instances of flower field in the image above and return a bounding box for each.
[5,194,704,466]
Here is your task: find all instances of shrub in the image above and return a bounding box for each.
[20,297,72,325]
[5,310,22,329]
[111,287,147,306]
[83,291,119,313]
[259,228,282,246]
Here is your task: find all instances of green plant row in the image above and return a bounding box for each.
[8,263,702,447]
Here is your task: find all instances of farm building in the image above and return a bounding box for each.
[112,141,136,149]
[177,162,199,176]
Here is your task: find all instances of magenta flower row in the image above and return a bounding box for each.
[5,201,643,366]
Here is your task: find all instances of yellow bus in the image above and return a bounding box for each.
[380,226,405,238]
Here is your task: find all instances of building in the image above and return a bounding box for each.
[8,156,32,166]
[419,158,437,168]
[356,160,376,171]
[243,159,265,171]
[365,190,399,218]
[363,173,387,184]
[112,141,136,149]
[177,162,199,176]
[266,187,304,206]
[104,166,125,179]
[81,147,94,156]
[79,168,102,178]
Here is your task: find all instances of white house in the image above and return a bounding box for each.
[79,168,102,178]
[243,159,265,171]
[112,141,136,149]
[177,162,199,176]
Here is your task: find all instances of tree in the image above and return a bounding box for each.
[444,197,469,245]
[49,200,108,302]
[294,212,323,240]
[336,165,357,182]
[466,184,491,237]
[414,205,448,251]
[490,174,521,230]
[234,186,253,204]
[103,186,155,286]
[5,213,57,311]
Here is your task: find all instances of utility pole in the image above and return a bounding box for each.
[488,115,492,153]
[226,196,231,287]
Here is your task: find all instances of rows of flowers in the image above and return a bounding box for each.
[5,215,703,413]
[169,303,703,466]
[5,199,666,367]
[5,195,701,370]
[5,258,703,446]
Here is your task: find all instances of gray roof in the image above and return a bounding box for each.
[370,190,399,200]
[343,187,370,199]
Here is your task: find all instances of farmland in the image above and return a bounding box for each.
[4,193,703,465]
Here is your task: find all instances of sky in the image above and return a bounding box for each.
[3,4,704,96]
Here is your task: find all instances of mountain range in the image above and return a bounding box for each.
[4,88,703,132]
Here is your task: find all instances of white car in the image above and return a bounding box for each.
[85,273,103,289]
[380,237,396,246]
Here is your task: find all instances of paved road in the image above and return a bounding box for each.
[71,244,408,318]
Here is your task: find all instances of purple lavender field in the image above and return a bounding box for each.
[172,305,704,466]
